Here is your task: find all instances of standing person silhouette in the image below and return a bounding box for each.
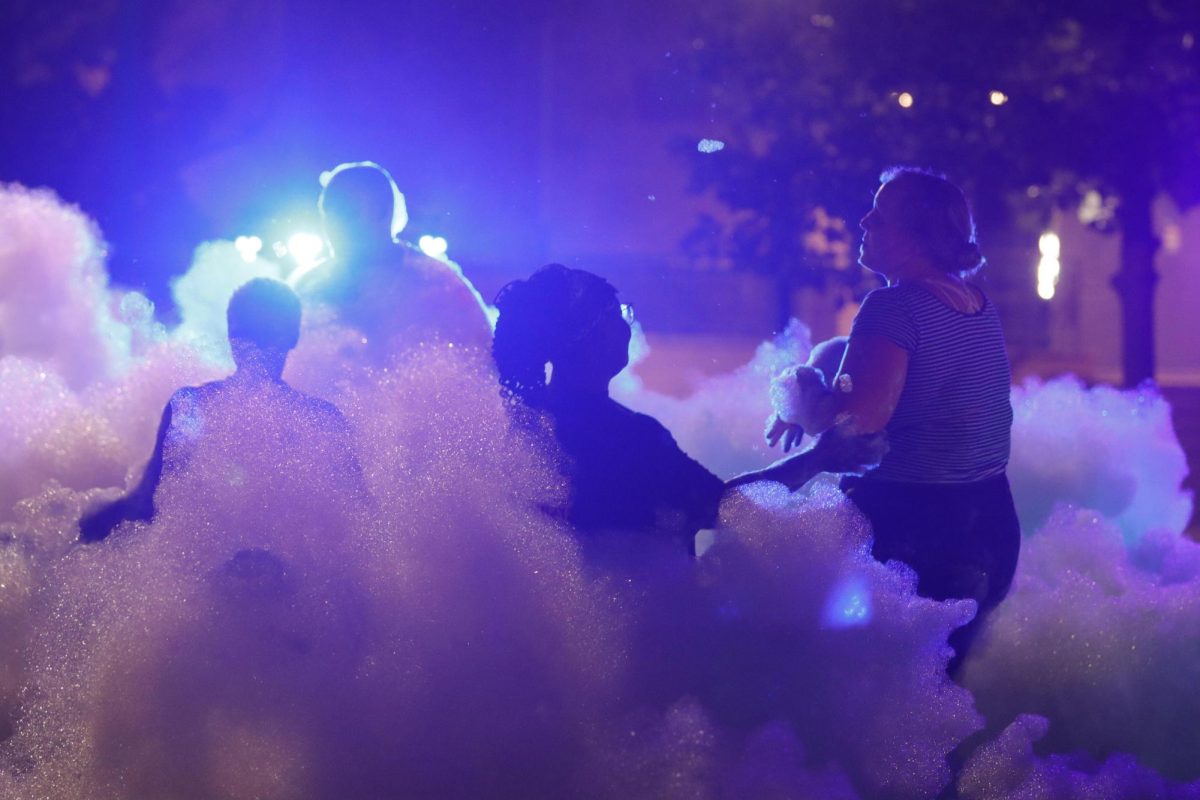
[295,161,493,354]
[774,168,1019,677]
[79,279,362,542]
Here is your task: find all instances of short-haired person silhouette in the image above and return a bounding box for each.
[79,279,362,542]
[295,161,492,354]
[492,265,870,555]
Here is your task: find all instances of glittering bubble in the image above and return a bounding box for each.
[5,182,1200,799]
[697,138,726,153]
[962,506,1200,783]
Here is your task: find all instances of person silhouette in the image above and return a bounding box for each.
[492,265,867,555]
[295,161,492,354]
[79,278,362,542]
[772,167,1019,677]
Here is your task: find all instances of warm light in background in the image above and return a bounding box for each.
[897,91,914,108]
[989,90,1009,105]
[1037,231,1061,300]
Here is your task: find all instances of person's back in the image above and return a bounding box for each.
[542,391,724,543]
[298,240,492,353]
[852,281,1012,483]
[80,279,363,542]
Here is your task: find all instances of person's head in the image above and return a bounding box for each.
[492,264,632,401]
[858,167,983,280]
[318,161,409,260]
[226,278,302,376]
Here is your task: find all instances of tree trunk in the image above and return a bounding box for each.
[1111,187,1159,387]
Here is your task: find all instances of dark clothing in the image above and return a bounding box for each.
[843,473,1021,675]
[543,393,724,552]
[851,283,1012,483]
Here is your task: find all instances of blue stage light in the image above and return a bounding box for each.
[286,232,325,268]
[822,575,872,628]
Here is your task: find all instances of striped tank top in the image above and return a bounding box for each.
[850,282,1012,483]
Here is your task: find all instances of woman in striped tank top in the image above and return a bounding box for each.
[780,167,1020,677]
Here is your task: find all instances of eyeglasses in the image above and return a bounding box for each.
[619,302,635,326]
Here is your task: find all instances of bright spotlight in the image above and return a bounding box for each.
[897,92,914,108]
[989,90,1009,106]
[1037,231,1061,301]
[286,232,325,268]
[418,235,449,259]
[233,235,263,263]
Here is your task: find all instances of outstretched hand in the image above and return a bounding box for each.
[765,414,805,452]
[810,424,888,474]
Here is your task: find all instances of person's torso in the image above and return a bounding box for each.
[870,283,1013,483]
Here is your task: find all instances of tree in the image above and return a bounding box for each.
[684,0,1200,385]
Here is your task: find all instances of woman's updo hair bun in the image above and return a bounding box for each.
[880,167,985,276]
[492,264,619,403]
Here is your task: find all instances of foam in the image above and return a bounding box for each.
[2,182,1199,798]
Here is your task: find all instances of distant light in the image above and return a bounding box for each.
[810,13,835,28]
[1162,223,1183,253]
[418,235,449,259]
[233,235,263,263]
[1077,189,1116,226]
[1037,231,1061,301]
[822,576,872,628]
[989,90,1009,106]
[697,138,725,153]
[1038,231,1061,260]
[1183,32,1195,50]
[272,241,288,258]
[897,92,914,108]
[286,232,324,268]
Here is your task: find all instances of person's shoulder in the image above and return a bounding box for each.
[864,283,923,303]
[285,386,349,425]
[622,404,680,445]
[858,283,918,315]
[169,383,210,407]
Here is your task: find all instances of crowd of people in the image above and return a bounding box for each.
[80,161,1020,681]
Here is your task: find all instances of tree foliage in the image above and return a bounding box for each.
[684,0,1200,305]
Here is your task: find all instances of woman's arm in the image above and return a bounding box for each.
[829,333,909,434]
